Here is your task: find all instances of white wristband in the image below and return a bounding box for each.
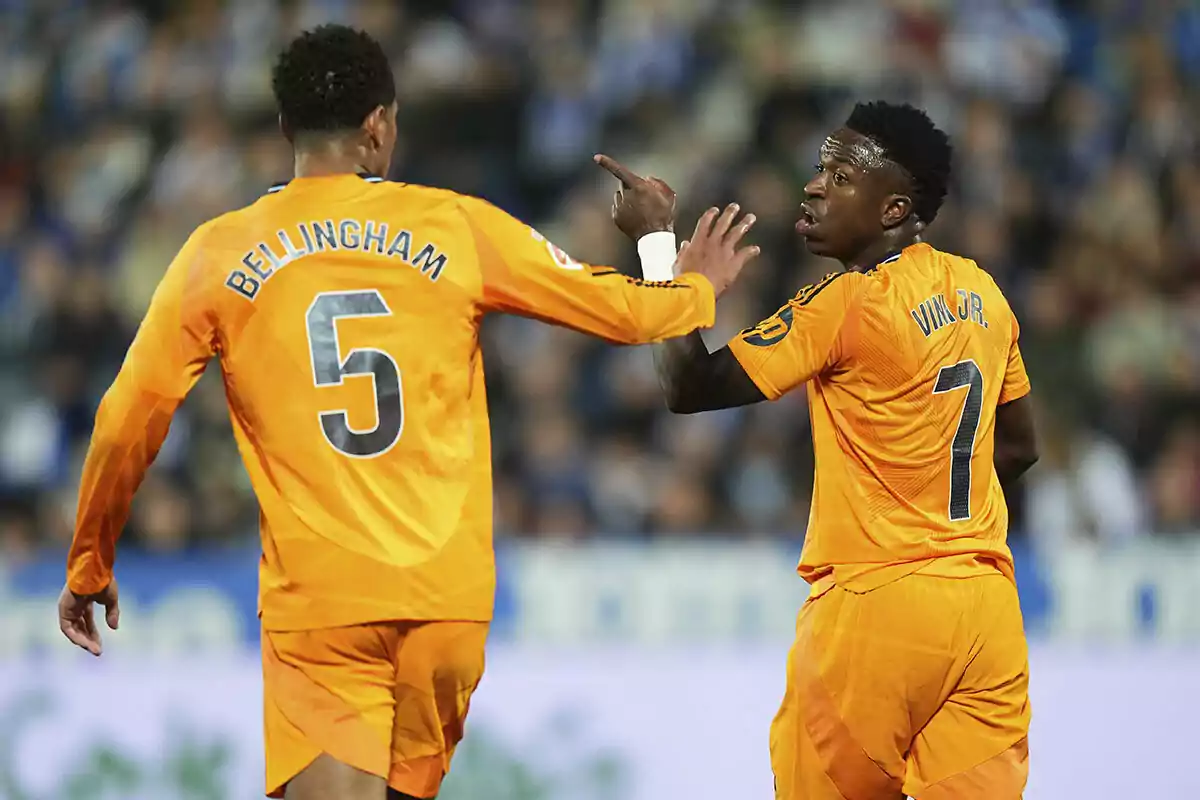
[637,231,677,282]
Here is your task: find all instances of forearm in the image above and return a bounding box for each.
[68,385,176,593]
[995,449,1037,496]
[69,439,134,595]
[653,334,765,413]
[614,272,715,344]
[994,396,1038,496]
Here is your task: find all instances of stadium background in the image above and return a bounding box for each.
[1,0,1198,798]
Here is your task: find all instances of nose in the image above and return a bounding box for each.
[804,172,826,199]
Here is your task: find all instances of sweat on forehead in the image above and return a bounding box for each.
[820,130,900,173]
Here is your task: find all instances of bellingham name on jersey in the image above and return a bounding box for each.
[225,219,450,301]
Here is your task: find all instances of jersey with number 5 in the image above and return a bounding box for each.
[728,242,1030,592]
[66,173,717,630]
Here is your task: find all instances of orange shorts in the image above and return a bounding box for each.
[262,620,489,798]
[770,572,1030,800]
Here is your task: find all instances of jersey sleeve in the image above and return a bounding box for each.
[67,225,218,595]
[460,195,715,343]
[999,315,1031,404]
[727,271,865,401]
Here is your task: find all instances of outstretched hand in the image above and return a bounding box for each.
[674,203,760,299]
[58,580,120,657]
[593,154,677,240]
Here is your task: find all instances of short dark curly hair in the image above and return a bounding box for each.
[845,101,953,224]
[271,25,396,138]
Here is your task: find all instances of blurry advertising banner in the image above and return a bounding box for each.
[4,540,1200,655]
[2,541,1198,798]
[0,648,1195,800]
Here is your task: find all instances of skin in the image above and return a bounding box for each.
[594,154,760,299]
[796,128,925,271]
[601,126,1039,474]
[291,100,400,180]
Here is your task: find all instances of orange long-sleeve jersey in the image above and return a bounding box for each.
[67,173,715,631]
[729,243,1031,591]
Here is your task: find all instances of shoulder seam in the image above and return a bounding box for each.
[792,270,858,307]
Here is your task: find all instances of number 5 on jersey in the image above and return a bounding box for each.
[933,359,983,521]
[306,290,404,458]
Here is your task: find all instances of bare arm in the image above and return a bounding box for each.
[995,395,1039,493]
[593,156,773,412]
[653,334,766,413]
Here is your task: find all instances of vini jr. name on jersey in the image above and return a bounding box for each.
[910,289,989,338]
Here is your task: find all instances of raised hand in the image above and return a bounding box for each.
[593,154,676,240]
[675,204,760,299]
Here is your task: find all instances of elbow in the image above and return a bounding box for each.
[663,394,695,415]
[660,382,701,415]
[997,448,1039,484]
[1016,439,1040,477]
[661,384,685,413]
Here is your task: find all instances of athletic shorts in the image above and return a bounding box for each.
[262,620,489,798]
[770,572,1030,800]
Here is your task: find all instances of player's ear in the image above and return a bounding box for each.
[278,113,293,143]
[364,103,397,152]
[881,193,913,230]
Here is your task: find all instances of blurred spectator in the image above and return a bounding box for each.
[1147,421,1200,536]
[1025,405,1145,552]
[2,0,1198,551]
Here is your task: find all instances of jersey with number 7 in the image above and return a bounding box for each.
[728,242,1030,590]
[66,174,718,631]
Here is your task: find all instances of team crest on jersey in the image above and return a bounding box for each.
[530,228,583,271]
[742,307,794,347]
[740,272,850,347]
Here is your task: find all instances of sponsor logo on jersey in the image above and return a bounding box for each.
[531,229,583,271]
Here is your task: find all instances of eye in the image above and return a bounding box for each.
[833,171,849,185]
[813,163,825,173]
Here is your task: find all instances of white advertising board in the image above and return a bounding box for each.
[0,645,1195,800]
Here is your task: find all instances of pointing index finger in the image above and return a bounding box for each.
[593,154,642,188]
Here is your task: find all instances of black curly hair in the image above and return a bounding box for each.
[271,25,396,139]
[845,101,953,224]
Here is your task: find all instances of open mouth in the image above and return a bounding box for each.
[796,204,819,235]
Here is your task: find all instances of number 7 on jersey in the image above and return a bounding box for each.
[933,359,983,521]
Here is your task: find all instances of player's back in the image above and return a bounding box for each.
[137,172,718,632]
[67,166,718,631]
[203,174,493,629]
[804,243,1028,590]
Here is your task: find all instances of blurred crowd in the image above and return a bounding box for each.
[1,0,1198,560]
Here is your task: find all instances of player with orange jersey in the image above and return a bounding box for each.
[56,25,759,800]
[603,102,1040,799]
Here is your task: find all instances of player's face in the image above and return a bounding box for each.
[796,129,899,262]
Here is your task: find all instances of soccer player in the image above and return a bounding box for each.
[601,102,1039,799]
[56,25,758,800]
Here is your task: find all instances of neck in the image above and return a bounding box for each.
[293,137,372,179]
[843,232,922,272]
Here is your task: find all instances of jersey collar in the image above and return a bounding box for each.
[871,242,930,272]
[266,171,384,195]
